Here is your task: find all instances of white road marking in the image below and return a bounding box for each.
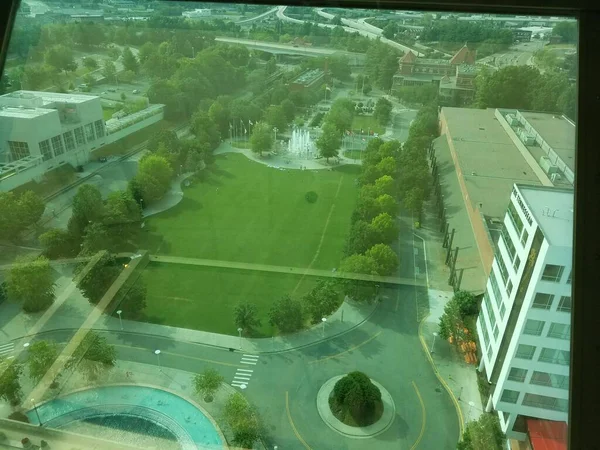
[237,368,253,373]
[241,360,257,365]
[0,342,15,357]
[233,355,259,388]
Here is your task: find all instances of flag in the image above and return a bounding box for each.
[244,128,247,134]
[248,120,253,125]
[325,86,331,91]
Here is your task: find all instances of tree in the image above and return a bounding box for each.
[265,57,277,75]
[190,111,221,150]
[374,175,395,197]
[44,45,76,72]
[76,252,120,304]
[208,100,231,139]
[326,98,354,133]
[137,155,173,203]
[103,190,142,248]
[454,290,478,317]
[71,184,104,241]
[8,256,55,312]
[476,65,541,110]
[438,293,468,345]
[82,56,98,71]
[118,279,147,320]
[265,105,287,131]
[365,244,398,276]
[345,220,381,255]
[530,71,570,113]
[351,196,380,223]
[552,21,577,43]
[339,254,379,302]
[27,341,59,384]
[18,191,45,226]
[81,222,111,254]
[331,371,382,425]
[458,413,504,450]
[269,295,304,333]
[0,358,23,406]
[224,393,263,449]
[280,99,296,122]
[121,47,139,73]
[316,122,341,162]
[303,280,341,324]
[376,194,397,216]
[70,332,116,382]
[558,84,577,121]
[376,156,398,178]
[102,60,117,82]
[193,368,224,402]
[249,122,273,156]
[234,302,261,333]
[374,97,393,126]
[119,70,136,84]
[382,23,398,40]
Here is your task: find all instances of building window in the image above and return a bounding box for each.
[541,264,564,282]
[530,371,569,390]
[522,393,568,412]
[94,120,105,138]
[74,126,86,145]
[493,325,499,340]
[547,323,570,340]
[524,319,545,336]
[85,123,96,142]
[567,270,572,284]
[515,344,536,360]
[39,139,53,161]
[480,317,490,349]
[520,228,529,246]
[539,348,570,365]
[507,202,524,239]
[499,303,506,320]
[487,345,493,361]
[508,367,527,383]
[490,271,502,308]
[51,135,64,156]
[507,280,513,297]
[557,296,572,313]
[497,256,510,287]
[501,389,520,404]
[484,292,494,318]
[8,141,30,161]
[532,293,553,310]
[513,255,521,272]
[63,131,75,151]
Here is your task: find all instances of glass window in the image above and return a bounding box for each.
[522,393,568,412]
[51,135,64,156]
[567,270,572,284]
[8,141,30,161]
[507,202,524,238]
[541,264,565,282]
[499,303,506,320]
[516,344,536,360]
[39,139,53,161]
[487,345,493,362]
[533,293,553,310]
[530,371,569,390]
[508,367,527,383]
[490,271,502,307]
[500,225,517,263]
[95,120,106,138]
[480,317,490,349]
[524,319,545,336]
[493,324,499,340]
[548,323,571,340]
[520,228,529,246]
[74,126,86,145]
[85,123,96,141]
[539,348,570,366]
[507,279,513,297]
[513,255,521,272]
[497,255,510,287]
[557,296,572,313]
[63,131,75,151]
[500,389,520,404]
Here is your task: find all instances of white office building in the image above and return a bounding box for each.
[476,184,573,440]
[0,90,107,189]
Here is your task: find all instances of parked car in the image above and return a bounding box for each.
[99,157,107,163]
[108,88,116,92]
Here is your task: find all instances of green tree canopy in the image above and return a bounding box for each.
[374,97,393,126]
[101,60,117,82]
[249,122,273,156]
[194,368,224,402]
[331,371,382,425]
[316,122,341,162]
[8,256,55,312]
[0,358,23,406]
[45,45,76,72]
[365,243,398,276]
[121,47,139,73]
[264,105,288,131]
[39,228,74,259]
[70,332,117,382]
[370,212,398,244]
[76,252,120,304]
[234,302,261,333]
[303,280,341,324]
[269,295,304,333]
[345,219,381,255]
[224,393,263,449]
[476,65,541,110]
[137,155,173,203]
[374,175,395,197]
[27,340,59,384]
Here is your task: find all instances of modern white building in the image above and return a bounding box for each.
[0,90,107,189]
[476,184,573,440]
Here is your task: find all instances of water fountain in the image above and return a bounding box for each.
[288,128,316,159]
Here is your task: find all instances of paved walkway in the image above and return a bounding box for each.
[142,172,195,218]
[415,196,484,430]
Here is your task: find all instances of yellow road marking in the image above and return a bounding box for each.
[309,331,382,364]
[286,391,312,450]
[113,344,244,368]
[410,381,426,450]
[417,316,465,436]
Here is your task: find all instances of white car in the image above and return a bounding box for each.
[132,89,140,94]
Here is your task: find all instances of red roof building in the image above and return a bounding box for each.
[527,419,568,450]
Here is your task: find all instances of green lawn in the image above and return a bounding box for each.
[352,115,385,135]
[343,149,363,160]
[136,153,359,334]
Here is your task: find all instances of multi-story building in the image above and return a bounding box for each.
[476,184,572,440]
[288,69,325,93]
[392,45,477,105]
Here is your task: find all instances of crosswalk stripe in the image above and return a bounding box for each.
[242,354,258,359]
[241,360,257,365]
[237,368,253,373]
[0,343,14,350]
[232,382,247,387]
[234,376,251,381]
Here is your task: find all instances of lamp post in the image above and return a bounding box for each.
[31,398,41,426]
[430,332,438,354]
[237,328,243,350]
[116,310,123,330]
[321,317,327,337]
[154,349,161,370]
[273,127,278,143]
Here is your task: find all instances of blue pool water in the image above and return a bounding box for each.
[27,385,224,450]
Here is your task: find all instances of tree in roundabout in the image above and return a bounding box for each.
[329,371,383,426]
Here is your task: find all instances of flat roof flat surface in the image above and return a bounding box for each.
[0,107,54,118]
[442,107,542,219]
[519,111,575,172]
[518,185,573,248]
[0,90,98,105]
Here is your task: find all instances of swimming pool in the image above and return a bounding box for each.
[27,385,225,450]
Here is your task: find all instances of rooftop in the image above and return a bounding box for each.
[0,107,54,119]
[517,185,573,248]
[293,69,324,85]
[441,107,542,219]
[0,90,98,107]
[519,111,575,172]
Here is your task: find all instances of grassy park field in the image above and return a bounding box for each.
[352,115,385,135]
[137,153,360,335]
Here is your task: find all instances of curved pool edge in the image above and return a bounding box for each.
[35,382,229,450]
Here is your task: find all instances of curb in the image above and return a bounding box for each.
[417,312,465,437]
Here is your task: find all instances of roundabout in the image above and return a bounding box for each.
[316,375,396,439]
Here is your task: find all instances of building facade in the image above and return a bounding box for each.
[392,45,477,105]
[476,184,572,440]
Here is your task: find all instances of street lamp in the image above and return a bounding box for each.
[430,332,438,354]
[31,398,41,426]
[321,317,327,337]
[273,127,278,143]
[116,310,123,330]
[154,349,161,370]
[237,327,243,350]
[23,342,30,349]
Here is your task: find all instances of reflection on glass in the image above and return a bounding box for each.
[0,3,576,450]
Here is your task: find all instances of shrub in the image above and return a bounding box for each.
[8,411,29,423]
[305,191,318,203]
[0,431,6,441]
[331,372,382,426]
